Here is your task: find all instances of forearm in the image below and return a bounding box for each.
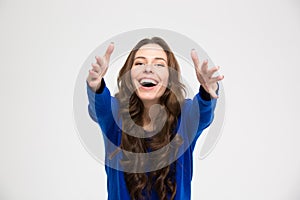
[86,79,116,133]
[197,83,219,129]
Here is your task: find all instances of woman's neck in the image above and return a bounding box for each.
[142,100,159,131]
[142,106,152,131]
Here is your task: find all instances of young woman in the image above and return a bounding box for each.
[86,37,224,200]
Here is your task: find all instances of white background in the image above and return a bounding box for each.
[1,0,300,199]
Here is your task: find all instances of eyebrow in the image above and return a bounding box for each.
[134,56,167,63]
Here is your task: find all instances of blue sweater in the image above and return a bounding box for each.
[87,80,217,200]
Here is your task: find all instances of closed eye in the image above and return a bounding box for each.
[134,62,145,66]
[154,63,166,67]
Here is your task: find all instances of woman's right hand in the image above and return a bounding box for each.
[87,43,114,92]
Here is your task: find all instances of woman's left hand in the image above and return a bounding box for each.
[191,49,224,99]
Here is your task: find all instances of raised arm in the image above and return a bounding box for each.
[182,50,224,148]
[86,43,120,137]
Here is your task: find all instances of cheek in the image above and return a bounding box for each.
[130,68,136,79]
[160,70,169,85]
[130,67,143,79]
[130,69,139,85]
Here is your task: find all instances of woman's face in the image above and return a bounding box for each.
[131,43,169,104]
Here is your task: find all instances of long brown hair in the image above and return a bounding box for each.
[115,37,186,200]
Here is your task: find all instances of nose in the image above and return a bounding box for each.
[144,64,153,73]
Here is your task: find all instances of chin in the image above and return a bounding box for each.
[136,90,165,104]
[137,93,159,102]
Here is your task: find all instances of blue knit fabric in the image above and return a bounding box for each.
[87,80,217,200]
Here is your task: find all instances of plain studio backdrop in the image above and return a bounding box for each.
[0,0,299,199]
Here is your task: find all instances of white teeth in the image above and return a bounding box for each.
[139,79,158,85]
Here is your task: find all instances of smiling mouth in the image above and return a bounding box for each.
[139,79,158,88]
[141,82,156,87]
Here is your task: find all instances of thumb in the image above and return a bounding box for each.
[104,42,114,62]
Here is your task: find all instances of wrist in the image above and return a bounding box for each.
[95,79,105,94]
[200,85,211,101]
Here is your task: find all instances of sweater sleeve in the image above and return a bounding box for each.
[181,83,219,150]
[86,79,119,137]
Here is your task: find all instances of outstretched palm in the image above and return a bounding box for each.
[87,43,114,92]
[191,50,224,98]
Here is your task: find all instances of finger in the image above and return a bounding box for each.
[89,69,100,79]
[209,75,224,84]
[91,63,101,73]
[191,49,200,71]
[87,71,97,84]
[104,42,114,61]
[201,59,209,74]
[95,56,105,67]
[209,90,219,99]
[88,80,100,89]
[207,66,220,78]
